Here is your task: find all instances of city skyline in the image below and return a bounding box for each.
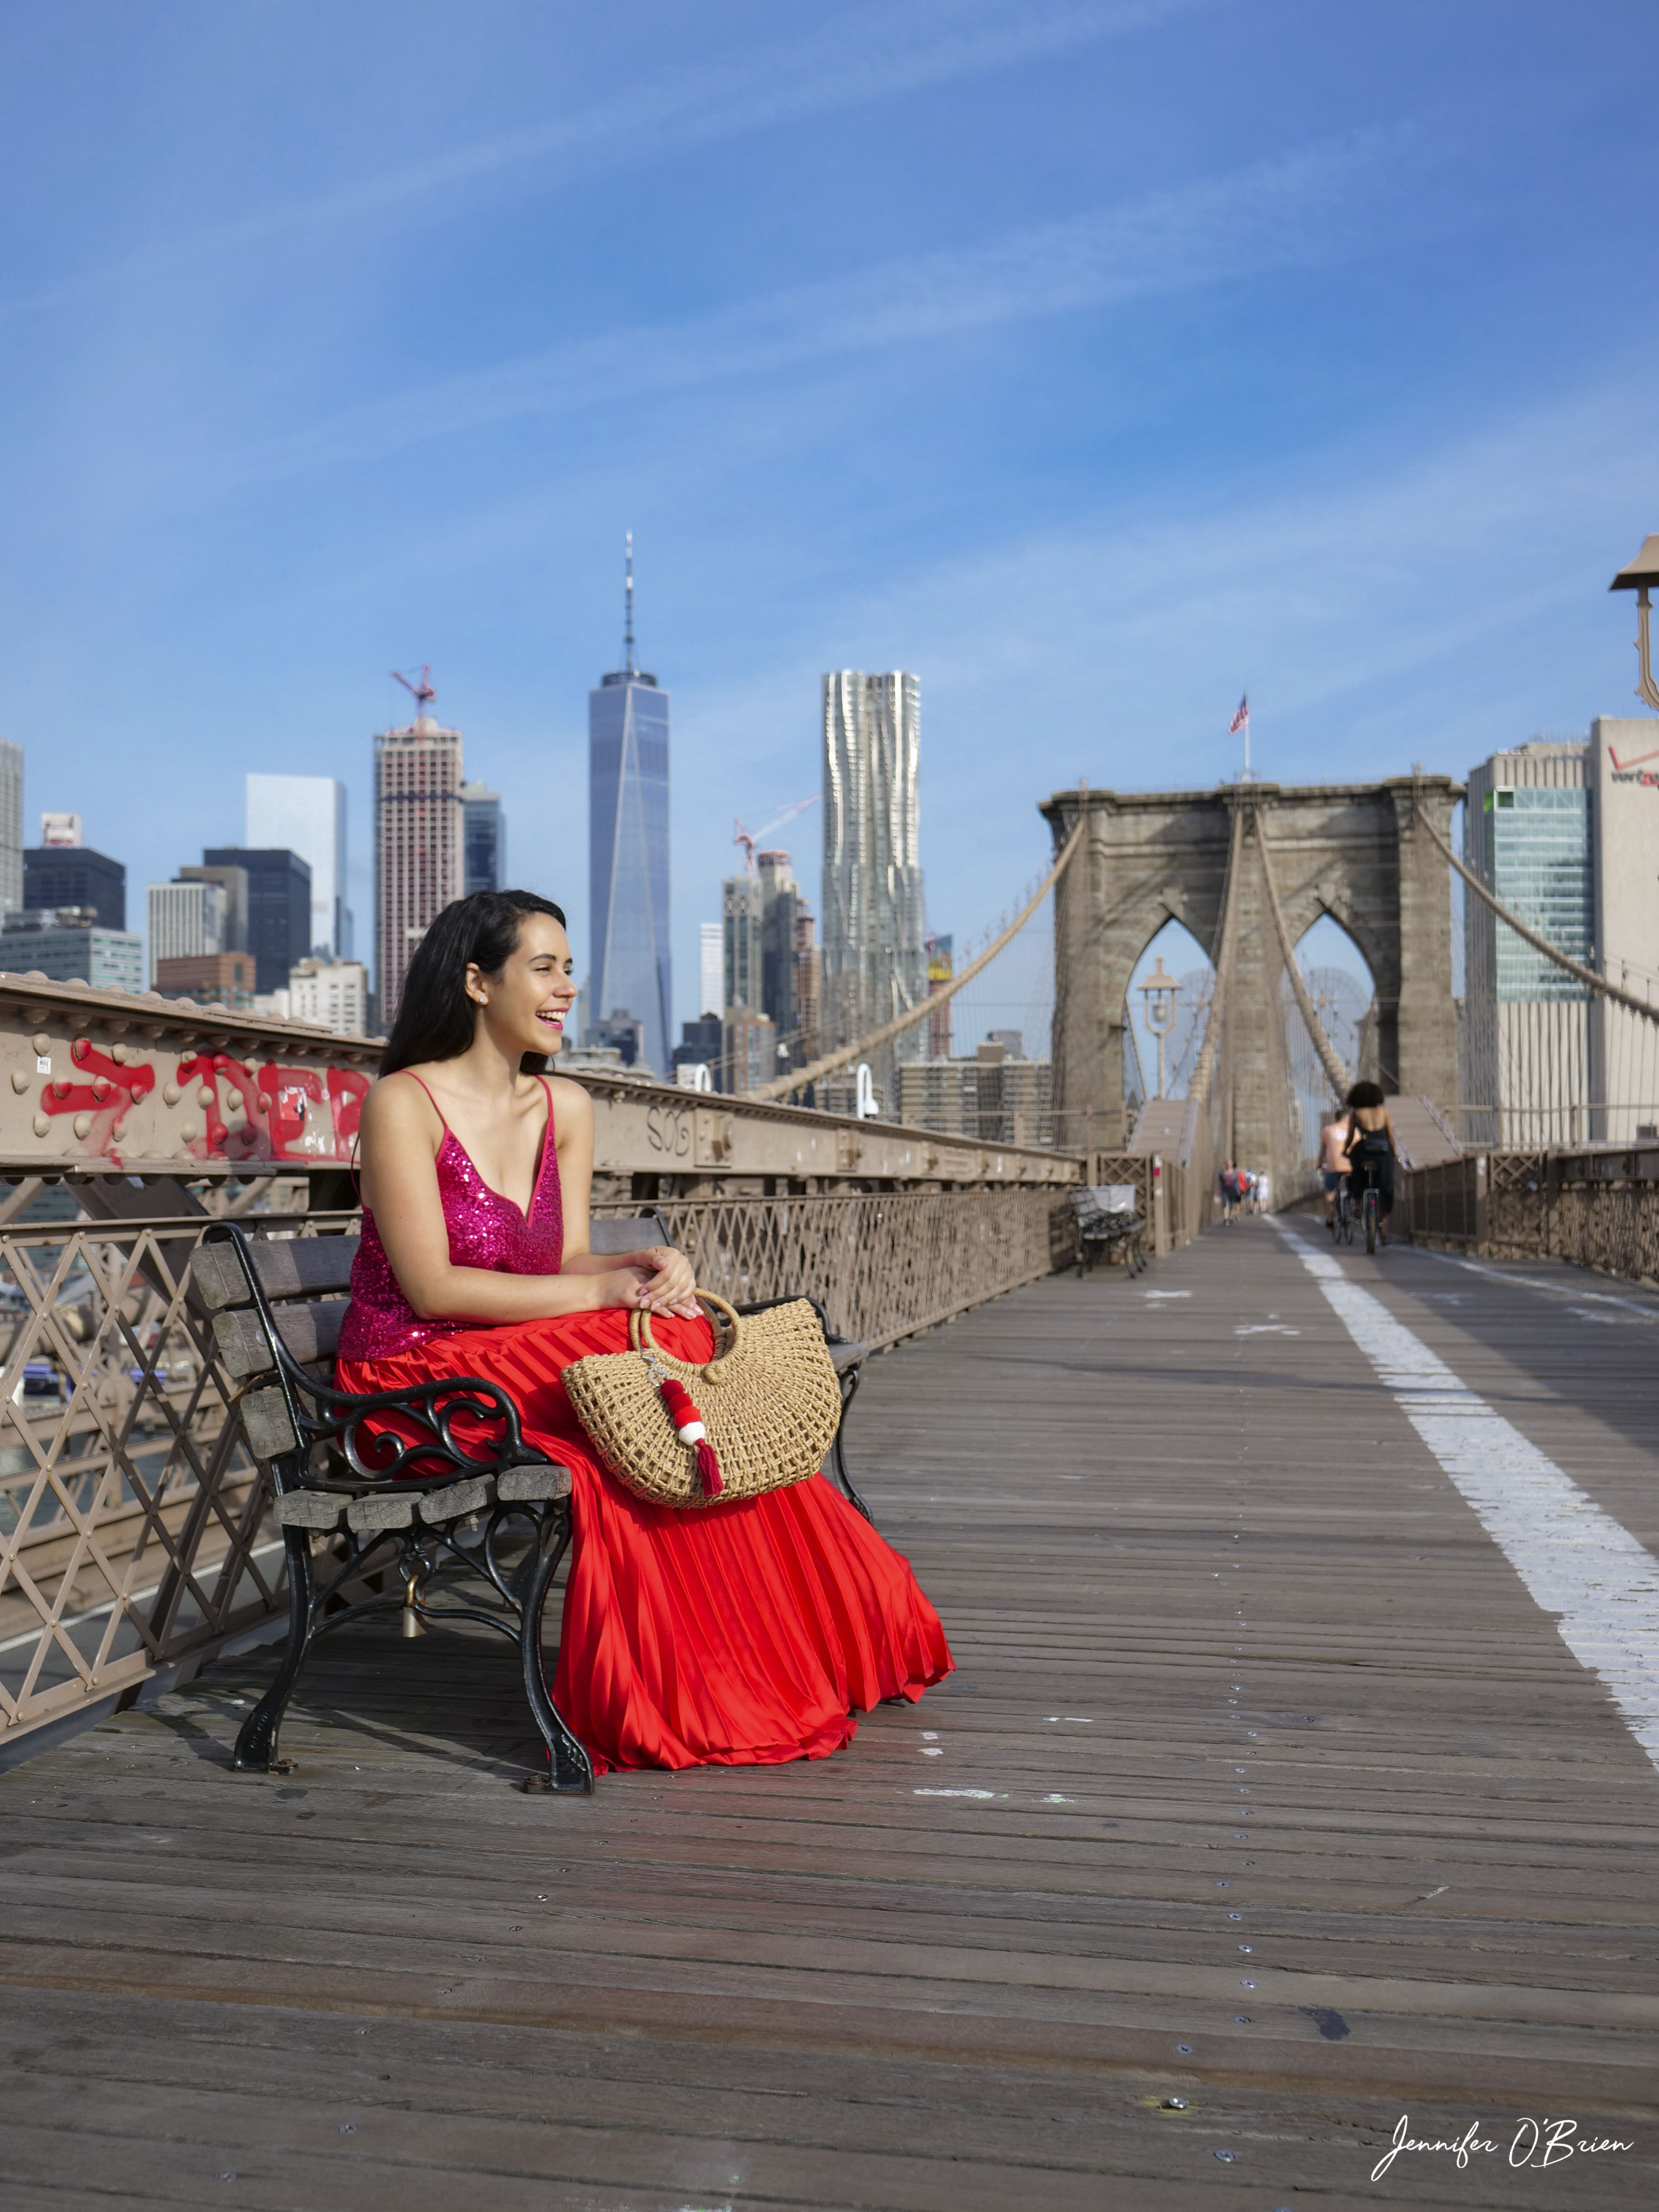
[5,8,1657,1053]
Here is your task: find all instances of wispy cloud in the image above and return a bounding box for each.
[0,0,1214,319]
[656,366,1653,948]
[231,122,1426,486]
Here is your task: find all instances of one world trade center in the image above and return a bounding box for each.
[588,536,671,1076]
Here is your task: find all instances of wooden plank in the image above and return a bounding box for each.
[192,1233,358,1310]
[212,1299,345,1379]
[3,1214,1659,2208]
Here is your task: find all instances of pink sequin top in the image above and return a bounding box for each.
[337,1074,564,1361]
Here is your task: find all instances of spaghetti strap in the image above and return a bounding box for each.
[534,1076,556,1199]
[400,1071,451,1132]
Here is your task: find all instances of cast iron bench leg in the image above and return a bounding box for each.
[234,1525,316,1773]
[829,1366,873,1523]
[518,1508,594,1794]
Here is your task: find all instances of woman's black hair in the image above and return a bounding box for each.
[380,890,568,1076]
[1345,1079,1385,1111]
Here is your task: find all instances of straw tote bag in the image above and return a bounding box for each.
[563,1292,842,1508]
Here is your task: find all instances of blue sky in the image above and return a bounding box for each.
[2,1,1655,1036]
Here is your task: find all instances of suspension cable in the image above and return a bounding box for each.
[1412,788,1659,1027]
[751,810,1089,1104]
[1253,809,1350,1099]
[1190,797,1246,1108]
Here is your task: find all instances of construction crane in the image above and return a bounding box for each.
[732,796,819,873]
[392,665,437,720]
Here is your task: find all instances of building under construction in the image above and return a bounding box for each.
[374,669,463,1031]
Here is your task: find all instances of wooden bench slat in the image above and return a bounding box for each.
[192,1234,359,1310]
[588,1214,671,1255]
[212,1301,346,1381]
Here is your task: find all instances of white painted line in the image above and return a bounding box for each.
[1276,1223,1659,1773]
[1408,1244,1659,1322]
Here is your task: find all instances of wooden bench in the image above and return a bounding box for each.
[1071,1184,1147,1277]
[192,1216,872,1795]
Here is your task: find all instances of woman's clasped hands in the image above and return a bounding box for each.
[605,1244,700,1319]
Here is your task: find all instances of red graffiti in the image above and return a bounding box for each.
[175,1052,358,1163]
[43,1038,158,1158]
[326,1066,370,1147]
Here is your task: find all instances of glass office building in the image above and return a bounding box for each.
[588,668,671,1080]
[1462,741,1591,1144]
[1477,784,1591,999]
[461,783,506,896]
[245,775,350,959]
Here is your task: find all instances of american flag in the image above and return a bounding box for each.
[1228,694,1249,734]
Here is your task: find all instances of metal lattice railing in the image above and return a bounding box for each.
[1402,1149,1659,1284]
[1553,1177,1659,1283]
[0,1187,1079,1750]
[602,1187,1077,1349]
[0,1212,358,1743]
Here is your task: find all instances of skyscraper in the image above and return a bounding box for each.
[246,775,351,957]
[821,671,927,1110]
[148,878,227,983]
[180,860,249,951]
[1590,718,1659,1140]
[722,872,762,1016]
[461,782,506,895]
[0,741,22,915]
[375,670,464,1029]
[202,847,311,994]
[588,538,671,1077]
[757,849,799,1062]
[24,839,126,930]
[698,921,722,1017]
[1461,739,1591,1146]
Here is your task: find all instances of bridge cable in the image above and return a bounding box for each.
[751,810,1089,1105]
[1412,788,1659,1028]
[1253,810,1352,1100]
[1190,796,1247,1109]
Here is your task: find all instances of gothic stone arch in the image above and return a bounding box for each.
[1041,777,1462,1180]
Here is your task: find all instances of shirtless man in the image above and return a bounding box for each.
[1318,1115,1348,1232]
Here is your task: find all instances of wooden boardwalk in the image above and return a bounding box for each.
[3,1214,1657,2209]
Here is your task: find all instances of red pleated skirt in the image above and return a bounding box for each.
[336,1306,953,1774]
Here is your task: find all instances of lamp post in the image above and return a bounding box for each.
[1609,535,1659,711]
[1136,955,1180,1098]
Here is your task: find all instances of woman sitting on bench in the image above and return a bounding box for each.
[336,889,952,1774]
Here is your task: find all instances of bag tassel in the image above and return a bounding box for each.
[658,1377,724,1498]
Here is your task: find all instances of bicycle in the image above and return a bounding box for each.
[1348,1158,1387,1255]
[1332,1182,1354,1246]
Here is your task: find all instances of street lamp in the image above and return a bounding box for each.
[1136,955,1180,1098]
[1609,534,1659,711]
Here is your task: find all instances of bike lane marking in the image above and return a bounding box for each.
[1274,1219,1659,1774]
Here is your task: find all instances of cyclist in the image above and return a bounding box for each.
[1342,1080,1398,1246]
[1318,1114,1349,1234]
